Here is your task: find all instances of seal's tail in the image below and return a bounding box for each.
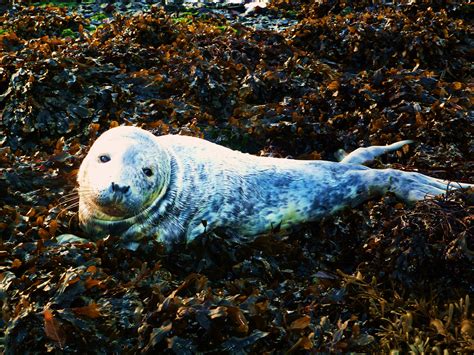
[337,140,414,165]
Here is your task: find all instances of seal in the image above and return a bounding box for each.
[78,126,472,248]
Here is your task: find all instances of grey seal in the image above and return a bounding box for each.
[77,126,472,248]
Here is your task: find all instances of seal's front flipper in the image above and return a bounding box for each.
[338,140,414,165]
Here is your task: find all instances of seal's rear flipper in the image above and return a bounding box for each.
[382,169,474,203]
[339,140,414,165]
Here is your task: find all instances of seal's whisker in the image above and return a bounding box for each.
[77,186,94,191]
[76,193,94,199]
[57,194,79,202]
[50,197,80,218]
[59,189,80,196]
[53,193,80,205]
[56,196,80,205]
[64,201,79,209]
[56,204,80,219]
[68,211,79,229]
[56,189,78,197]
[75,192,95,200]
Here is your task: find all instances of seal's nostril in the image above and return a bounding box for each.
[111,182,130,194]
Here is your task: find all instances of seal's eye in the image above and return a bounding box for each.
[99,155,110,163]
[143,168,153,177]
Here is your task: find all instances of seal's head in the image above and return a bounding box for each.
[78,126,170,238]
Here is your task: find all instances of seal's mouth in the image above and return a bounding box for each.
[98,201,134,218]
[92,191,135,217]
[92,175,168,220]
[85,183,168,238]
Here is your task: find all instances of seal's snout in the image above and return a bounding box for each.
[111,182,130,194]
